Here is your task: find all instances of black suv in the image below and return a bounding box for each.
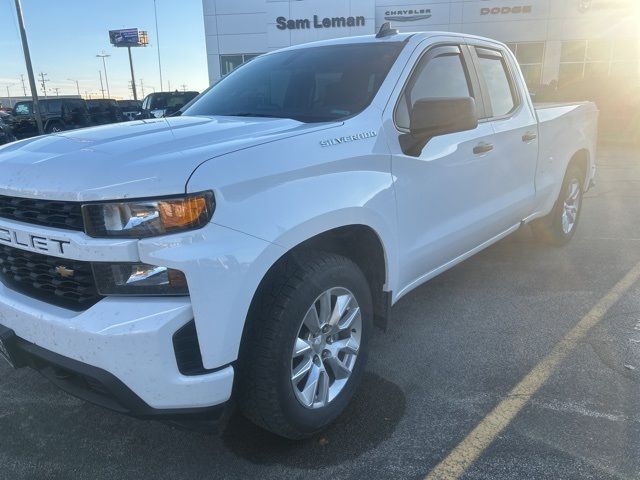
[12,98,92,138]
[86,99,125,125]
[140,91,199,119]
[117,100,143,121]
[0,112,16,145]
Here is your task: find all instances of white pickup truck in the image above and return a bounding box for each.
[0,29,597,439]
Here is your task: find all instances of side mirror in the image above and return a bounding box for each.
[401,97,478,156]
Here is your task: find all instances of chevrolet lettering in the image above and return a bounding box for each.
[0,30,597,440]
[320,131,377,147]
[0,227,70,254]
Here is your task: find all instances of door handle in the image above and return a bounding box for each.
[473,142,494,155]
[522,132,537,142]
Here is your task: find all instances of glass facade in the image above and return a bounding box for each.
[559,38,639,87]
[506,42,545,90]
[220,53,263,76]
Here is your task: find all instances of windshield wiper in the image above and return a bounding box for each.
[222,112,295,120]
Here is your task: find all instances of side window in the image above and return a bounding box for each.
[396,47,472,130]
[475,49,518,118]
[47,100,63,115]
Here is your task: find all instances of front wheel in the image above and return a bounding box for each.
[531,164,584,245]
[237,252,372,439]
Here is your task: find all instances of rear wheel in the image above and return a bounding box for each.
[237,252,372,439]
[45,122,63,134]
[531,164,584,245]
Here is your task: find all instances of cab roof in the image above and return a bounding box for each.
[275,31,505,52]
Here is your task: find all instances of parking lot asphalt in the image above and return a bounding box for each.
[1,145,640,480]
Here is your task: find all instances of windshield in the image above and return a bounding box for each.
[150,92,198,110]
[183,42,404,123]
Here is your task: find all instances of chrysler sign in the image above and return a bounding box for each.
[384,8,432,22]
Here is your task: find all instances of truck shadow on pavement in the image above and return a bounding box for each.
[220,371,406,468]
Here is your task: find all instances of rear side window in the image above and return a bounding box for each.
[46,100,63,114]
[65,100,88,113]
[475,49,517,118]
[395,47,472,130]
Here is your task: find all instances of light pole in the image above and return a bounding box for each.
[5,85,14,107]
[67,78,80,96]
[14,0,43,134]
[98,70,105,98]
[153,0,164,91]
[20,74,27,96]
[96,51,111,98]
[53,87,60,96]
[127,46,138,100]
[39,72,48,98]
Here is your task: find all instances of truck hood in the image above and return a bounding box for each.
[0,116,334,201]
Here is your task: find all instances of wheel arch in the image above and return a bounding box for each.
[567,148,591,190]
[246,224,393,338]
[44,119,64,133]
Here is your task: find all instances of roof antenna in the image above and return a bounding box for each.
[376,21,398,39]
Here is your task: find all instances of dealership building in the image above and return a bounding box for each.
[202,0,640,91]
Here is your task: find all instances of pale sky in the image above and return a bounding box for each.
[0,0,209,100]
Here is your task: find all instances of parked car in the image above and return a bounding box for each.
[0,112,15,145]
[11,98,92,138]
[86,99,124,125]
[140,90,199,118]
[0,30,598,439]
[117,100,143,121]
[0,111,15,126]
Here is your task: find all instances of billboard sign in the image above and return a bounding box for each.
[109,28,140,47]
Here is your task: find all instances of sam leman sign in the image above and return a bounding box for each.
[276,15,366,30]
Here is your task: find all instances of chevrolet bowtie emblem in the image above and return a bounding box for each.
[55,265,75,278]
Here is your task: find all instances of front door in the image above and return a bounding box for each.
[383,42,518,294]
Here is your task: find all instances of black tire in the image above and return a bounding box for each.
[531,163,584,246]
[236,251,373,439]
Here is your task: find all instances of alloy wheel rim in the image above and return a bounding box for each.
[562,179,581,235]
[290,287,362,409]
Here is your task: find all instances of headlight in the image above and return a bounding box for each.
[82,192,214,238]
[92,263,188,296]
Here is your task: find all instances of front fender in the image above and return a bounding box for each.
[187,116,399,292]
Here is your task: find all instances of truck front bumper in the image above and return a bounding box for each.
[0,281,233,414]
[0,324,228,420]
[0,215,285,416]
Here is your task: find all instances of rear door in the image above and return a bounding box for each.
[469,43,538,221]
[384,39,513,293]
